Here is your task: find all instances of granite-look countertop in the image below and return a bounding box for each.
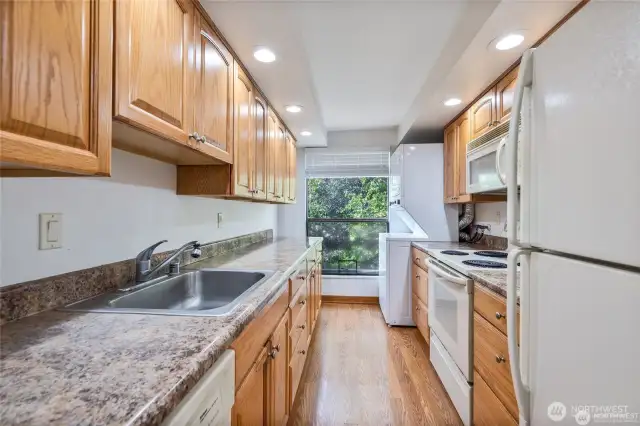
[411,241,518,300]
[0,237,322,426]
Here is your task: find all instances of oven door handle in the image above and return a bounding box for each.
[428,260,468,286]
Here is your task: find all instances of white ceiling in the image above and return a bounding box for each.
[202,0,579,147]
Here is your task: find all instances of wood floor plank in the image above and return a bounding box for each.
[288,304,462,426]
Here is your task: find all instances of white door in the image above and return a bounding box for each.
[524,2,640,267]
[527,252,640,424]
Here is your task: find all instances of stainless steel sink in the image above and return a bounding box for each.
[62,269,274,316]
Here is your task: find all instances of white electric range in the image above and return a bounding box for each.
[426,248,507,426]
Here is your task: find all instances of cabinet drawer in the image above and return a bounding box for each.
[474,283,520,342]
[473,369,518,426]
[474,312,518,420]
[289,268,307,303]
[289,324,310,401]
[411,247,429,271]
[289,304,307,351]
[412,293,429,343]
[412,262,428,306]
[290,282,308,326]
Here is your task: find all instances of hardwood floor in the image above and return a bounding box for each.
[288,303,462,426]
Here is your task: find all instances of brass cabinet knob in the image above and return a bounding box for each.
[495,312,506,320]
[495,355,506,363]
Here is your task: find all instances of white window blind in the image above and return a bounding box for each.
[305,150,390,177]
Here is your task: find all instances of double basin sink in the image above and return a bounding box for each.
[63,269,275,317]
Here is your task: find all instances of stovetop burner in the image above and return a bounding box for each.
[462,260,507,269]
[441,250,469,256]
[474,250,508,259]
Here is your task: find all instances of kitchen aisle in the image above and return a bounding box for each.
[288,303,462,426]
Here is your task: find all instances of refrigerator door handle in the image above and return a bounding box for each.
[507,248,530,425]
[507,49,534,245]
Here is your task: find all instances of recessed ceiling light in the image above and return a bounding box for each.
[444,98,462,107]
[495,34,525,51]
[253,47,276,63]
[300,131,312,137]
[285,105,303,113]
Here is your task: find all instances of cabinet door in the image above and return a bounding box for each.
[274,122,286,201]
[473,370,518,426]
[269,314,289,426]
[114,0,193,144]
[232,345,268,426]
[455,111,471,197]
[233,64,254,198]
[286,133,297,203]
[253,94,268,200]
[0,0,112,175]
[443,123,457,202]
[496,66,519,125]
[470,88,497,139]
[266,111,278,201]
[193,13,233,163]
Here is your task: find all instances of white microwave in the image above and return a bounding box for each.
[466,131,521,194]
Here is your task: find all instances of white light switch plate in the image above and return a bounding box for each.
[39,213,63,250]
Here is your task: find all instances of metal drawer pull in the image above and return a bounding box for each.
[297,275,305,280]
[299,350,306,355]
[495,312,506,320]
[495,355,506,363]
[269,349,278,359]
[299,299,306,305]
[297,324,305,330]
[415,274,420,279]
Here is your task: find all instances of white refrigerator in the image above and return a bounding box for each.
[505,3,640,425]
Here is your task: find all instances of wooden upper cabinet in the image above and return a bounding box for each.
[496,66,520,125]
[233,64,254,198]
[266,110,278,201]
[455,111,471,197]
[0,0,112,176]
[470,88,497,140]
[269,314,289,426]
[274,122,286,201]
[114,0,193,145]
[193,13,233,163]
[253,93,268,200]
[286,133,297,203]
[443,123,457,202]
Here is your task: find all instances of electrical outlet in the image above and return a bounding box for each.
[217,213,223,228]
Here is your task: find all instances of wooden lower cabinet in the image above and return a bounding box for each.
[411,254,429,343]
[473,284,521,425]
[473,370,518,426]
[231,245,322,425]
[269,313,289,426]
[232,346,269,426]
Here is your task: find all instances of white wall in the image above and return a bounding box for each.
[322,275,379,297]
[474,202,507,237]
[0,149,278,286]
[323,128,396,152]
[277,149,306,239]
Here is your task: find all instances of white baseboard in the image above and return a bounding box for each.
[322,275,379,297]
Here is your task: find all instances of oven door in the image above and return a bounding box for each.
[427,258,473,380]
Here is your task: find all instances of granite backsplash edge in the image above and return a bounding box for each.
[0,229,273,324]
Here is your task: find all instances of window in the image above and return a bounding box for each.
[306,177,389,275]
